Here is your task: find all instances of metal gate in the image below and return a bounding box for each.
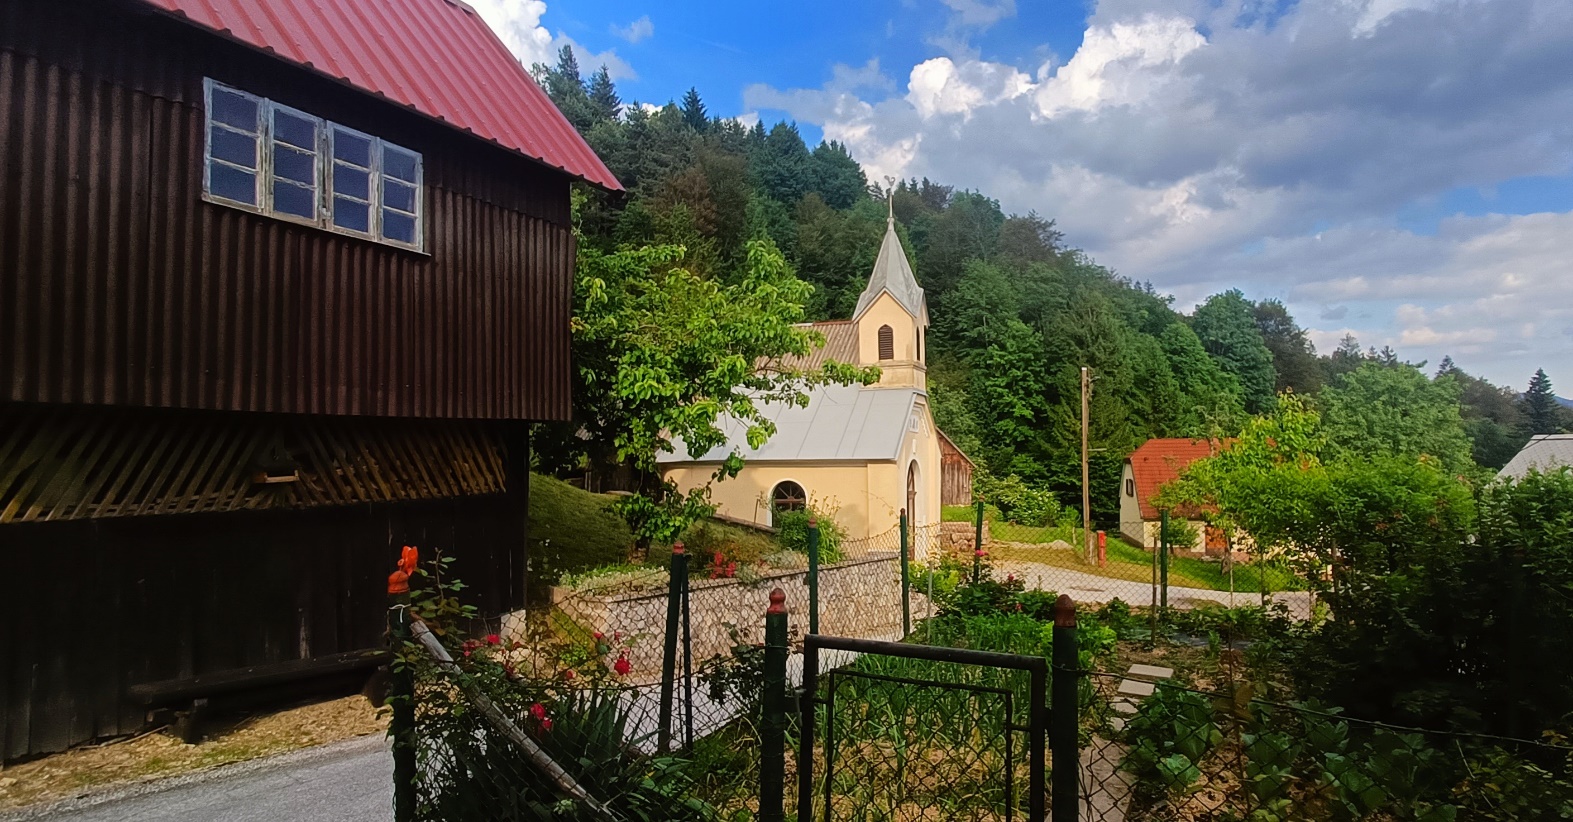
[796,635,1049,821]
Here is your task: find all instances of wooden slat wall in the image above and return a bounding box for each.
[0,494,523,761]
[0,0,574,422]
[0,404,506,523]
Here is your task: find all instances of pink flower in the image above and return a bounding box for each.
[592,631,604,641]
[613,653,631,676]
[486,633,501,646]
[613,632,622,643]
[561,669,576,681]
[1006,574,1015,582]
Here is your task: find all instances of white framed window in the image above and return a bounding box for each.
[203,78,425,252]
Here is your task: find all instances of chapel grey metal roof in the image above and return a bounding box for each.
[1498,434,1573,480]
[853,217,927,321]
[657,385,922,464]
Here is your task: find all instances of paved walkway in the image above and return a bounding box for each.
[993,561,1314,619]
[4,735,390,822]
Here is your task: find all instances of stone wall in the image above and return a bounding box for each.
[549,552,916,683]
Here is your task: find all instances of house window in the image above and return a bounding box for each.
[878,325,894,360]
[203,79,424,251]
[1125,478,1135,497]
[771,481,806,523]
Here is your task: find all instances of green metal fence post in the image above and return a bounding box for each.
[658,542,687,753]
[759,589,789,822]
[974,497,985,572]
[388,562,415,822]
[1159,510,1170,611]
[899,508,911,636]
[1051,594,1080,822]
[808,517,820,636]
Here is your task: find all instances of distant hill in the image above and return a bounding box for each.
[1559,396,1573,410]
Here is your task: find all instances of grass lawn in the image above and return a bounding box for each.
[987,536,1304,593]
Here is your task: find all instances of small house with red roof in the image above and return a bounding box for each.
[1119,437,1232,554]
[0,0,616,757]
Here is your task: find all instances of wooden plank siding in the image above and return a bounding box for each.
[0,0,575,421]
[0,493,525,761]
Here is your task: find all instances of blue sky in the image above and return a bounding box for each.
[471,0,1573,390]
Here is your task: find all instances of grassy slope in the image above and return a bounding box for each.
[527,473,635,590]
[529,473,787,590]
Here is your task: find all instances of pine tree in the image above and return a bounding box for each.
[542,46,594,133]
[680,87,708,132]
[1436,355,1458,378]
[587,66,621,122]
[1191,290,1277,414]
[1524,368,1561,434]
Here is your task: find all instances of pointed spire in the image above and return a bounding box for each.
[887,185,895,227]
[854,206,926,322]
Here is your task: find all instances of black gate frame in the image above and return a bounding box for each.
[797,634,1049,821]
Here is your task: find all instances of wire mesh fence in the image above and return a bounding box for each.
[1075,671,1573,821]
[933,502,1319,622]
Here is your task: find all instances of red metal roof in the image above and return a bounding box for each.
[139,0,621,191]
[1127,437,1232,520]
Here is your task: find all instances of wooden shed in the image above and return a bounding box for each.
[938,429,976,506]
[0,0,619,759]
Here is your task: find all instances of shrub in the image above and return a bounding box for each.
[774,508,845,563]
[976,473,1067,527]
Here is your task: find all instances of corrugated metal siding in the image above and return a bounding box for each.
[0,0,574,420]
[138,0,620,191]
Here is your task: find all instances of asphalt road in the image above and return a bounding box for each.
[7,735,392,822]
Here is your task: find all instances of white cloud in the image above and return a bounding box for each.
[747,0,1573,384]
[466,0,555,66]
[1032,15,1205,118]
[907,57,1033,119]
[466,1,637,80]
[611,15,654,44]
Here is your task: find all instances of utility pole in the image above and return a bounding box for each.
[1081,366,1092,564]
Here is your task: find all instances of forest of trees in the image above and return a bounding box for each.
[534,49,1571,524]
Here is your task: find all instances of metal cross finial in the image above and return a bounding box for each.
[885,176,896,226]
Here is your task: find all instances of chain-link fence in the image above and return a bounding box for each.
[1075,670,1573,821]
[935,501,1318,623]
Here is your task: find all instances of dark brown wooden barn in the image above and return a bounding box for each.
[0,0,619,760]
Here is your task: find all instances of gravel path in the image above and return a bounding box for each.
[993,561,1315,618]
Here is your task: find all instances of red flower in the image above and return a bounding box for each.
[592,631,604,641]
[613,632,622,643]
[613,653,631,676]
[540,717,553,732]
[975,549,988,558]
[561,669,576,681]
[486,633,501,646]
[530,703,547,721]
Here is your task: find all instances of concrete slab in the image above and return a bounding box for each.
[1111,699,1139,715]
[1127,664,1174,679]
[1117,679,1155,697]
[1110,716,1127,732]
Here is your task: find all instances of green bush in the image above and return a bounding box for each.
[975,473,1068,527]
[774,508,845,563]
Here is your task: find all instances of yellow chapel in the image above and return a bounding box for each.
[658,206,950,556]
